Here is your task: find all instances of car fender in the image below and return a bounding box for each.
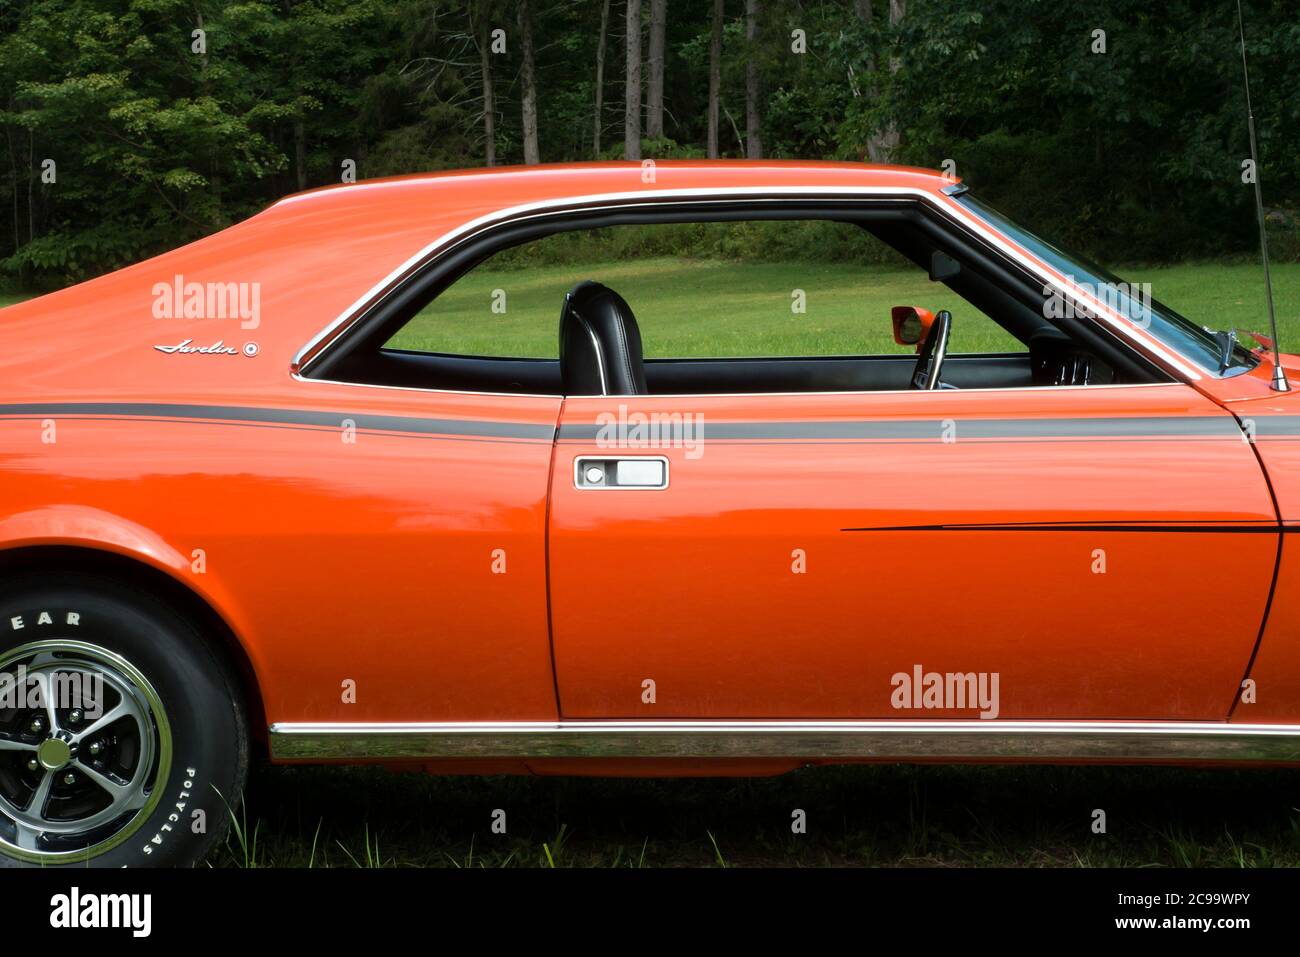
[0,504,268,698]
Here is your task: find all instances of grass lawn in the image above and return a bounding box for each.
[209,761,1300,868]
[385,259,1300,359]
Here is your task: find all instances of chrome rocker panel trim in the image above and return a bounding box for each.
[268,720,1300,762]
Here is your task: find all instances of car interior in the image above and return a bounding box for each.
[315,205,1163,396]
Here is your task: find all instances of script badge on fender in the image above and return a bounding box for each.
[154,338,258,356]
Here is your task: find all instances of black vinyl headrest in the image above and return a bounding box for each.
[558,280,648,395]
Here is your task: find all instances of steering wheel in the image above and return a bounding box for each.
[910,309,953,390]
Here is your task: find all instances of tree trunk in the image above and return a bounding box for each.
[744,0,761,158]
[294,120,307,190]
[594,0,610,156]
[7,123,23,286]
[856,0,881,162]
[197,9,221,221]
[478,13,496,166]
[707,0,722,158]
[724,104,745,153]
[27,129,34,244]
[867,0,904,163]
[646,0,666,140]
[6,115,18,261]
[519,0,540,164]
[624,0,642,160]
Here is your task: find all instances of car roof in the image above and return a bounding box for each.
[0,162,954,398]
[266,161,953,215]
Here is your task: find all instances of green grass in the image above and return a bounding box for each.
[384,259,1300,359]
[205,761,1300,868]
[392,258,1022,356]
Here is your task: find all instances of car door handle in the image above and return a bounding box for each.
[574,456,669,489]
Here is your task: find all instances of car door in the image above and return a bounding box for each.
[547,382,1277,721]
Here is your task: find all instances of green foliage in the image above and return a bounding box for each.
[2,0,1297,287]
[874,0,1300,262]
[0,0,401,286]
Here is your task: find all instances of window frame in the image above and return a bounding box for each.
[294,189,1180,396]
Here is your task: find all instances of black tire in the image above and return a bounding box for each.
[0,573,248,867]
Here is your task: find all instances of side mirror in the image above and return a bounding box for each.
[891,306,936,350]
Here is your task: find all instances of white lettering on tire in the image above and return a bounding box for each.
[141,767,198,857]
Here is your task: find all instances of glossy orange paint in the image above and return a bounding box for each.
[549,385,1275,720]
[0,161,1297,759]
[0,387,562,725]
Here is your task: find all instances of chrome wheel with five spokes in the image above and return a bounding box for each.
[0,640,172,862]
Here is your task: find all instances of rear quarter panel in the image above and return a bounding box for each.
[0,384,562,726]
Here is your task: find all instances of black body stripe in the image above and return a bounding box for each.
[559,415,1242,441]
[5,403,1300,442]
[0,403,555,440]
[843,522,1282,534]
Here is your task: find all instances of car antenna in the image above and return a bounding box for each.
[1236,0,1288,391]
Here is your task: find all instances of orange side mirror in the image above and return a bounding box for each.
[891,306,936,353]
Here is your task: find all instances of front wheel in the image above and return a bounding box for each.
[0,574,247,867]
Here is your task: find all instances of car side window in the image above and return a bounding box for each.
[383,221,1023,360]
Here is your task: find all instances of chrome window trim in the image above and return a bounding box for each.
[268,719,1300,762]
[291,369,1183,403]
[290,185,1204,383]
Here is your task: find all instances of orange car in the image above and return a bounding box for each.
[2,160,1299,868]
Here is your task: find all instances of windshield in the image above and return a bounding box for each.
[954,192,1257,376]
